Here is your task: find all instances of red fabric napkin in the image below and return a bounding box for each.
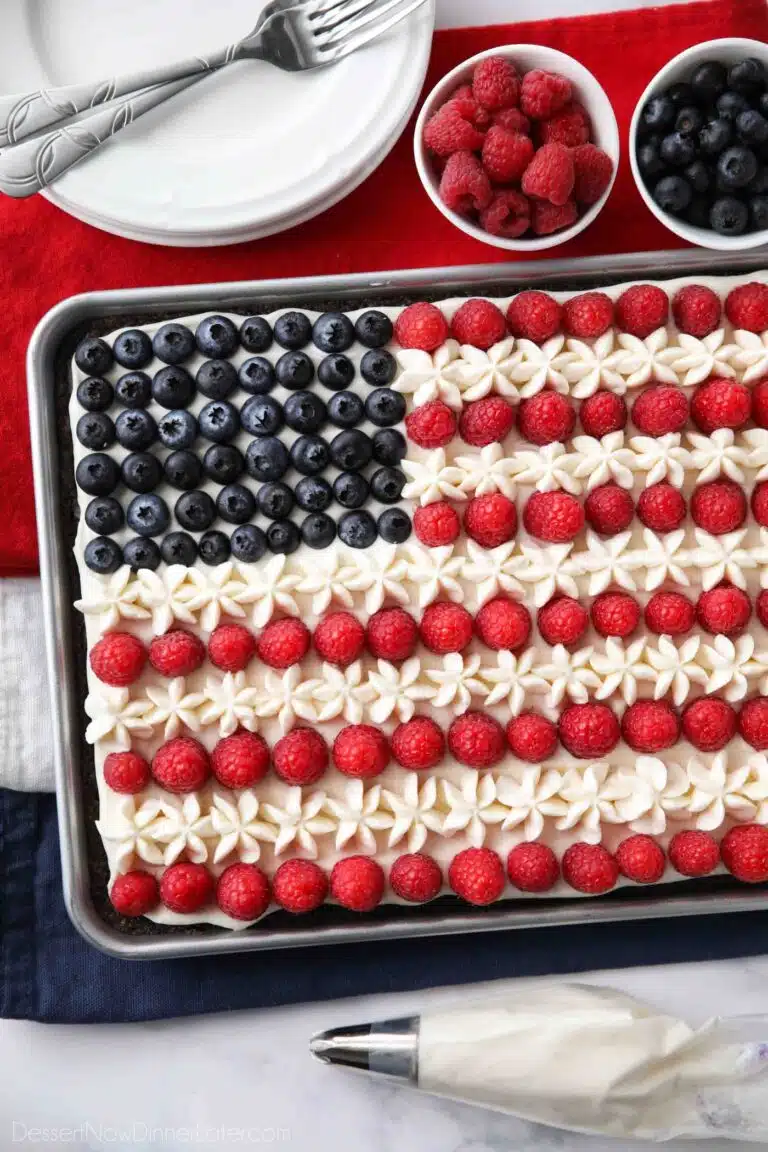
[2,0,766,575]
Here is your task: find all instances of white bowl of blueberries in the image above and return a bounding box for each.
[631,37,768,249]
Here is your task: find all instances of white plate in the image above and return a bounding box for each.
[4,0,434,245]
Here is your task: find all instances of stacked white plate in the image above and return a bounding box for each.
[4,0,435,245]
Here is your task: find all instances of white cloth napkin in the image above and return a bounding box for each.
[0,579,55,791]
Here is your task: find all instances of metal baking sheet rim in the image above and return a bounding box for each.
[28,246,768,960]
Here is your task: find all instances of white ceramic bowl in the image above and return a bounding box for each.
[413,45,620,253]
[630,37,768,251]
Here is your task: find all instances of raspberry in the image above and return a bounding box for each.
[211,731,270,789]
[448,847,505,905]
[562,843,618,894]
[539,101,591,147]
[148,630,205,678]
[621,700,680,753]
[753,379,768,428]
[721,824,768,883]
[217,863,270,921]
[523,491,584,543]
[405,399,457,448]
[725,281,768,333]
[89,632,146,687]
[449,86,492,129]
[439,151,493,215]
[257,617,310,669]
[758,588,768,628]
[691,479,746,535]
[392,716,445,770]
[530,199,578,235]
[494,107,530,134]
[313,611,365,667]
[562,292,613,339]
[506,842,559,892]
[481,126,534,184]
[389,853,442,902]
[103,751,150,794]
[459,395,515,446]
[507,291,561,342]
[333,725,389,779]
[160,862,214,914]
[632,385,688,436]
[697,585,752,637]
[450,298,507,350]
[472,56,520,110]
[273,859,328,913]
[580,391,627,438]
[672,284,721,337]
[476,596,531,651]
[152,737,209,793]
[367,607,418,662]
[691,377,751,433]
[520,69,572,120]
[521,142,574,206]
[413,502,461,547]
[208,623,256,673]
[110,871,159,918]
[681,697,736,752]
[637,483,686,533]
[752,481,768,527]
[420,601,473,654]
[645,591,695,636]
[395,302,449,352]
[584,483,634,535]
[273,728,328,785]
[506,711,558,761]
[423,102,485,157]
[559,703,620,758]
[479,190,531,238]
[571,143,614,206]
[330,856,385,912]
[464,492,518,548]
[518,392,575,445]
[537,596,588,646]
[448,712,506,768]
[591,591,640,638]
[739,697,768,750]
[616,835,665,884]
[615,284,669,339]
[668,830,720,877]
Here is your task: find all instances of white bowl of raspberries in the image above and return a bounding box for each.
[415,45,619,250]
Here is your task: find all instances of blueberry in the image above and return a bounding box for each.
[291,435,330,476]
[718,145,758,188]
[158,409,197,450]
[230,524,267,563]
[239,356,276,395]
[728,57,766,97]
[175,491,216,532]
[152,323,195,365]
[372,428,406,465]
[686,198,712,228]
[246,437,289,482]
[659,131,696,167]
[750,195,768,230]
[266,520,301,555]
[84,536,123,575]
[203,444,244,484]
[76,453,119,496]
[195,314,238,359]
[216,484,256,524]
[241,395,284,437]
[115,371,152,409]
[85,497,123,536]
[355,310,393,348]
[761,92,768,119]
[274,311,312,350]
[747,166,768,195]
[239,316,273,354]
[365,388,406,427]
[667,81,694,107]
[301,513,336,549]
[197,359,238,400]
[115,409,156,451]
[164,450,202,491]
[258,482,294,520]
[338,510,377,549]
[199,530,231,566]
[283,390,327,433]
[699,118,732,155]
[717,91,750,122]
[122,452,163,493]
[330,429,373,471]
[640,94,675,135]
[199,400,239,443]
[378,508,411,544]
[636,139,665,182]
[737,109,768,146]
[690,61,727,102]
[684,161,710,195]
[161,532,198,566]
[275,351,314,390]
[126,493,169,537]
[653,174,693,215]
[370,466,405,504]
[77,377,113,412]
[333,471,369,509]
[711,196,749,235]
[674,106,704,136]
[360,349,397,386]
[295,475,333,512]
[313,312,355,353]
[77,412,115,450]
[75,337,113,376]
[327,391,364,428]
[152,365,195,409]
[123,537,161,571]
[318,354,355,391]
[113,329,152,369]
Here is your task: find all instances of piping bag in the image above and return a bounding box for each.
[310,984,768,1143]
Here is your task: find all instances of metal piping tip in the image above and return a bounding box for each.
[310,1028,357,1064]
[310,1017,419,1082]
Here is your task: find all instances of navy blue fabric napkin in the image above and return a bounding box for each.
[2,785,767,1024]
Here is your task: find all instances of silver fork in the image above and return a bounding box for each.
[0,0,429,198]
